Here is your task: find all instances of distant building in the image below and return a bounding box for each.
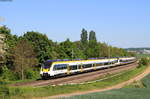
[127,49,150,54]
[142,49,150,54]
[127,50,137,53]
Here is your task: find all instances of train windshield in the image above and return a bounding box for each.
[43,61,52,69]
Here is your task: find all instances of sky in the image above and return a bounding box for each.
[0,0,150,48]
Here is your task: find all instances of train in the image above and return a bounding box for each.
[40,57,136,79]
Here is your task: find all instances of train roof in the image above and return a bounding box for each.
[45,57,120,63]
[45,57,135,63]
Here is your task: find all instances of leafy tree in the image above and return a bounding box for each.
[0,26,18,72]
[12,39,38,80]
[0,25,10,35]
[58,39,85,59]
[23,31,54,64]
[0,25,10,55]
[97,42,108,57]
[73,41,86,59]
[86,40,100,58]
[89,30,97,41]
[58,38,74,59]
[81,28,88,45]
[0,25,18,48]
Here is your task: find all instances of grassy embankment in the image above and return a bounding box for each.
[136,54,150,59]
[0,64,148,99]
[64,71,150,99]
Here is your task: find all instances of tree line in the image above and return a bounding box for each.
[0,26,135,80]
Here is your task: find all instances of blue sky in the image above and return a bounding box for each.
[0,0,150,48]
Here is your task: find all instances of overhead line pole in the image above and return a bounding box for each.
[72,48,74,60]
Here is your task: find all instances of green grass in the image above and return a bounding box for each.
[62,67,150,99]
[0,65,148,99]
[142,73,150,88]
[1,79,35,84]
[124,74,150,88]
[136,54,150,59]
[62,88,150,99]
[124,81,144,88]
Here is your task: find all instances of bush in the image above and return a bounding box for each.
[1,66,17,81]
[138,58,149,68]
[25,69,40,79]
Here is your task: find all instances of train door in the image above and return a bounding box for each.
[80,63,83,72]
[67,64,70,75]
[94,63,96,70]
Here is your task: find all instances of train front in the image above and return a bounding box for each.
[40,60,53,79]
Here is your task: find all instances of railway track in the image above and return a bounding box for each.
[11,62,138,87]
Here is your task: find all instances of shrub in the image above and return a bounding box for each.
[138,58,149,68]
[1,66,17,81]
[25,69,40,79]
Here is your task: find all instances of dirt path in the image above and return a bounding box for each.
[45,65,150,99]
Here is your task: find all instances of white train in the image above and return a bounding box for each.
[40,57,136,79]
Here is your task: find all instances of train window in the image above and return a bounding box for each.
[120,60,129,62]
[82,64,85,68]
[82,64,92,68]
[53,64,67,70]
[104,62,110,65]
[43,61,52,69]
[96,63,103,66]
[112,60,118,64]
[120,60,123,62]
[70,65,78,70]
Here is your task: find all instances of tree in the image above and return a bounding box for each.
[0,25,11,35]
[81,28,88,45]
[89,30,97,41]
[0,26,18,71]
[23,31,55,64]
[58,38,73,59]
[86,30,99,58]
[0,25,17,48]
[73,41,86,59]
[13,39,38,80]
[0,25,10,55]
[0,25,18,54]
[86,40,100,58]
[58,39,85,59]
